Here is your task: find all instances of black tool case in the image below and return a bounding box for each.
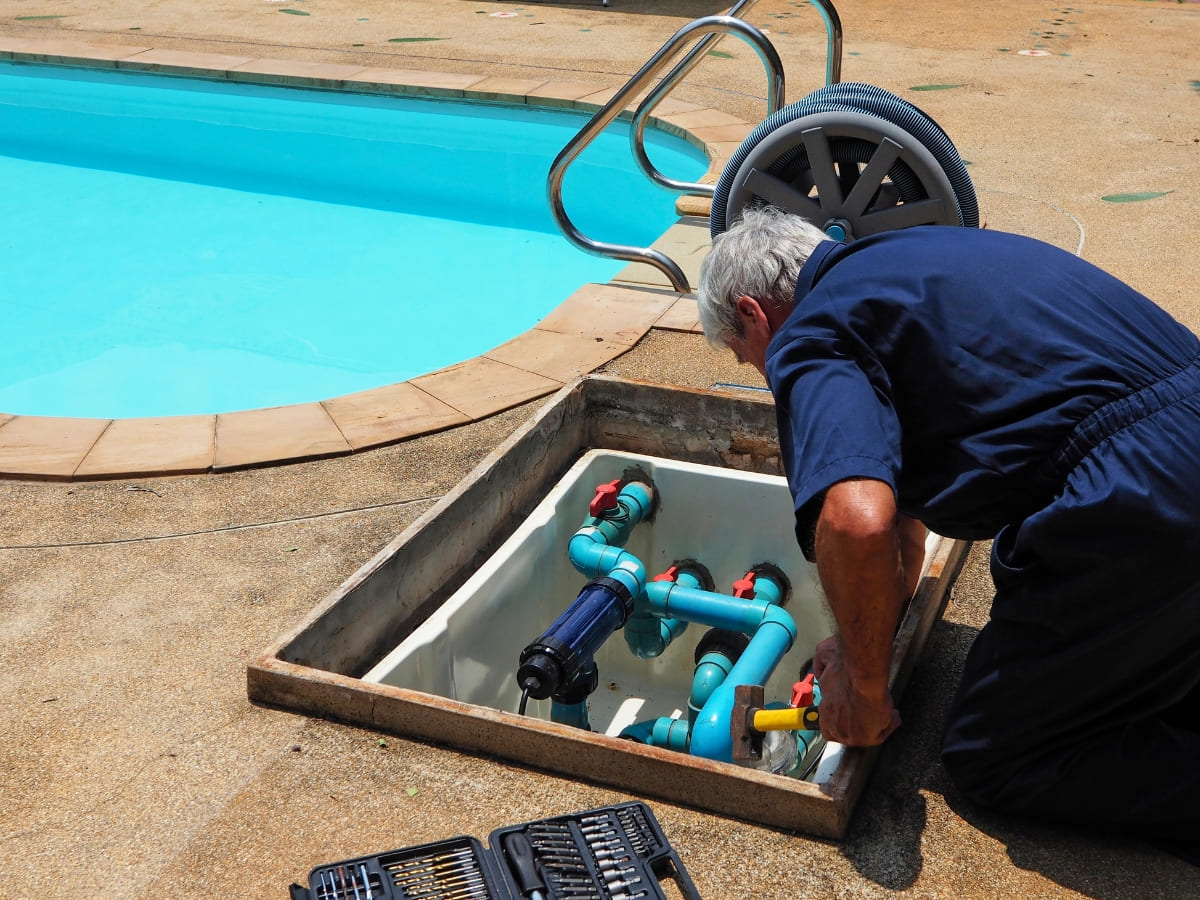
[289,801,700,900]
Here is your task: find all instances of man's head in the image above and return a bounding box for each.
[697,206,830,377]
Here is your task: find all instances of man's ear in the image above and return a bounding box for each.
[735,295,766,327]
[729,297,768,333]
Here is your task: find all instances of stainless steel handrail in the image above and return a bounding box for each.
[546,1,843,292]
[547,15,783,293]
[629,0,842,197]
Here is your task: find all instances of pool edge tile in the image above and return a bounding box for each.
[322,382,470,451]
[612,217,711,290]
[685,122,757,146]
[646,96,706,117]
[523,81,606,108]
[226,58,369,89]
[0,36,40,59]
[484,329,631,383]
[213,404,352,472]
[0,416,110,481]
[116,48,258,77]
[74,415,216,478]
[341,67,486,97]
[658,107,747,130]
[410,358,563,422]
[572,87,638,119]
[676,193,713,218]
[463,76,547,104]
[654,297,703,334]
[6,39,152,67]
[705,140,743,169]
[536,284,680,346]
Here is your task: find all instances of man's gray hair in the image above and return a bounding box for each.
[697,206,830,348]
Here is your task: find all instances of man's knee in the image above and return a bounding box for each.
[940,741,1018,811]
[939,712,1052,815]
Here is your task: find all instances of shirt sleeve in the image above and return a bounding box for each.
[767,334,902,559]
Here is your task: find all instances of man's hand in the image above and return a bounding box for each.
[812,634,901,746]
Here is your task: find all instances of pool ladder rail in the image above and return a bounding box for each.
[546,0,843,293]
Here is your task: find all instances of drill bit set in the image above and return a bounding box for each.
[288,802,699,900]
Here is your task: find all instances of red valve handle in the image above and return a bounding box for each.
[792,673,816,708]
[652,565,680,583]
[732,571,757,599]
[589,480,622,517]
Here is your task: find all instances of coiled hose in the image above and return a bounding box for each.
[710,82,978,237]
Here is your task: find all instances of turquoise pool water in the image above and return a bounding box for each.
[0,63,707,419]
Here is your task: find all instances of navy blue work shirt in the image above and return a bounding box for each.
[764,225,1200,553]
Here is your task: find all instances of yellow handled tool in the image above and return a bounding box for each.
[731,681,821,764]
[751,705,820,733]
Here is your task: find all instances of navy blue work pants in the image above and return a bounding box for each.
[942,362,1200,853]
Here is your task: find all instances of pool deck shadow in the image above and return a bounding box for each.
[0,39,740,480]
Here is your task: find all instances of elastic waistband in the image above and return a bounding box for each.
[1046,357,1200,483]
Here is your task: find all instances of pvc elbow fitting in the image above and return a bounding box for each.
[616,481,655,521]
[690,653,734,710]
[650,716,691,751]
[617,716,688,750]
[624,612,686,660]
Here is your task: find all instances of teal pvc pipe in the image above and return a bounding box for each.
[567,481,655,601]
[567,536,646,600]
[618,716,690,751]
[619,719,655,743]
[605,480,655,524]
[688,611,795,761]
[688,649,735,725]
[581,481,655,547]
[686,570,788,733]
[565,485,800,762]
[643,581,789,633]
[642,577,797,762]
[624,567,698,659]
[551,701,591,730]
[652,716,691,751]
[745,571,784,607]
[624,612,688,659]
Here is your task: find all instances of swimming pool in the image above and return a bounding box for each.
[0,62,707,420]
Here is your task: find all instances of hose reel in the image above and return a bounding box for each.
[711,82,978,240]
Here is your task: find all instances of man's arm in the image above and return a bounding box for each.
[811,477,915,746]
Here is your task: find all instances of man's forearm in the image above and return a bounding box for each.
[814,478,910,696]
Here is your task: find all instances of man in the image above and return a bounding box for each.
[697,206,1199,860]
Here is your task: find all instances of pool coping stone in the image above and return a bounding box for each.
[0,39,733,481]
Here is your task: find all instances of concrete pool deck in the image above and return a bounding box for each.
[2,1,1199,898]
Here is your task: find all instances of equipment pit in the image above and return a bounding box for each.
[249,376,968,837]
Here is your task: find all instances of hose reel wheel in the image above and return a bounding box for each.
[711,82,978,241]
